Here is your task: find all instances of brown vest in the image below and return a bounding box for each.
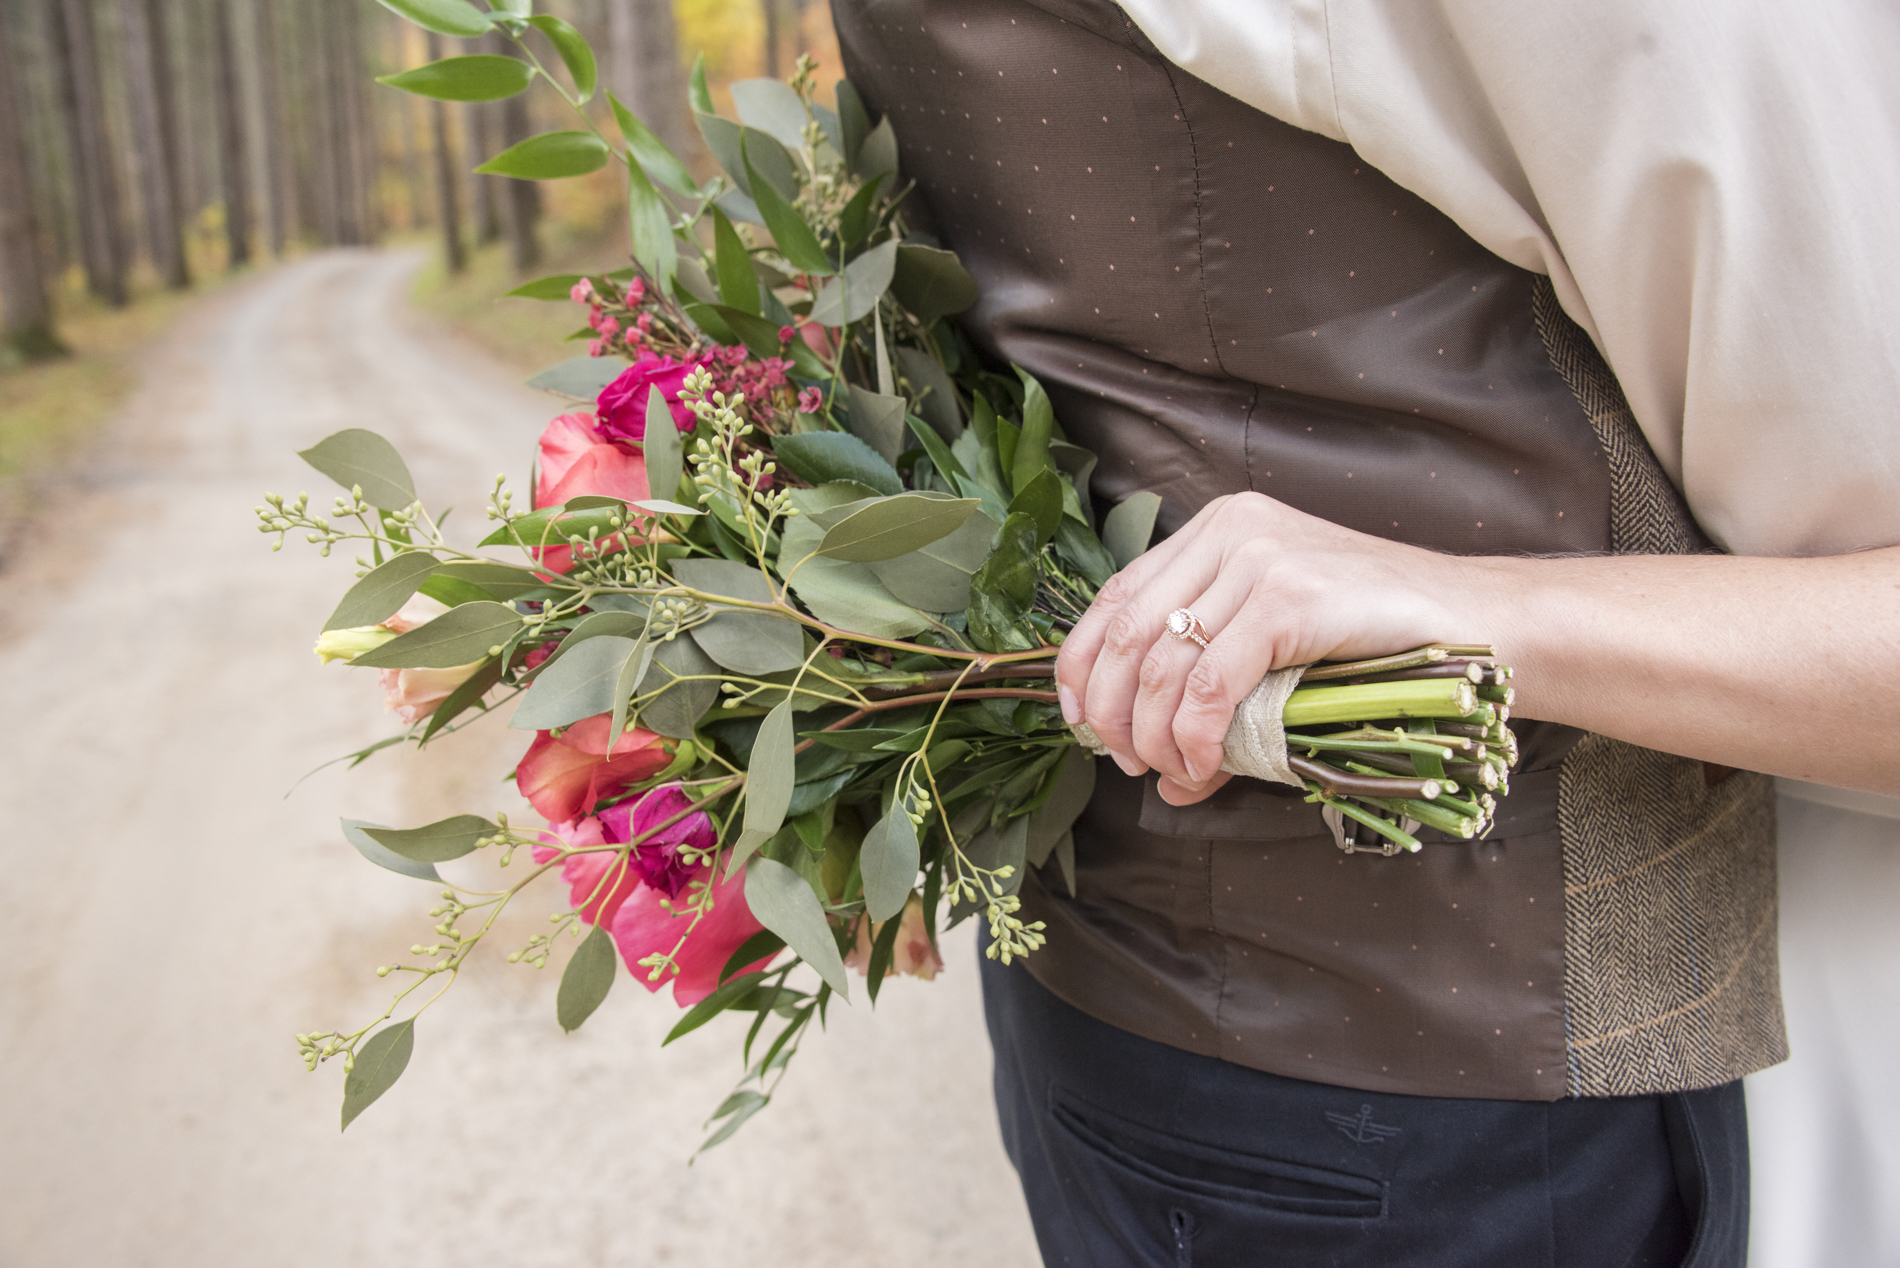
[833,0,1783,1099]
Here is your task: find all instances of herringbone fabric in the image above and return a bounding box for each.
[1533,280,1786,1096]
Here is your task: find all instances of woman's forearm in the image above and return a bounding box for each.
[1460,547,1900,793]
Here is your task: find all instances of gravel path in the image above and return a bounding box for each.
[0,249,1040,1268]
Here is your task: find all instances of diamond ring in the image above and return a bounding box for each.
[1165,608,1211,650]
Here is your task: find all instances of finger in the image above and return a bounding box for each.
[1127,572,1255,783]
[1172,576,1294,785]
[1155,770,1234,807]
[1055,499,1223,725]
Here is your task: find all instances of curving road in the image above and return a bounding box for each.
[0,250,1038,1268]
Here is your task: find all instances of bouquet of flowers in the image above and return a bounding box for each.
[265,0,1520,1145]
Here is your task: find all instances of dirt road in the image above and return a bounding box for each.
[0,250,1039,1268]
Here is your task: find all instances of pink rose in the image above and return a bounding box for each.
[611,860,769,1006]
[534,411,649,510]
[846,896,944,982]
[531,813,643,929]
[594,353,700,444]
[514,714,674,823]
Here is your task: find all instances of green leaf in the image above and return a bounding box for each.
[711,205,759,315]
[697,1089,771,1153]
[416,572,490,610]
[891,244,979,323]
[816,493,979,563]
[744,858,850,999]
[966,513,1041,652]
[526,15,595,102]
[374,0,490,38]
[721,929,787,983]
[607,620,655,748]
[1007,468,1064,547]
[419,656,504,743]
[637,634,719,738]
[744,136,833,276]
[708,305,787,359]
[665,971,768,1045]
[859,805,919,923]
[505,272,585,300]
[529,610,646,676]
[1011,367,1056,493]
[689,53,714,115]
[377,55,531,102]
[341,819,442,882]
[488,0,530,16]
[609,93,698,196]
[771,431,902,495]
[1026,748,1096,867]
[475,130,610,180]
[321,552,439,632]
[642,385,683,503]
[430,560,547,601]
[510,634,638,730]
[526,354,627,400]
[361,814,498,863]
[698,115,796,200]
[778,509,932,636]
[556,924,617,1032]
[853,116,898,180]
[809,240,897,327]
[838,173,886,249]
[1055,831,1077,896]
[731,701,796,870]
[625,157,678,290]
[671,576,803,676]
[341,1019,415,1131]
[298,429,416,512]
[682,299,737,346]
[839,385,904,465]
[835,78,870,166]
[866,506,996,611]
[351,601,520,668]
[1101,490,1163,570]
[896,347,960,439]
[864,902,904,1003]
[1054,516,1117,589]
[730,78,810,151]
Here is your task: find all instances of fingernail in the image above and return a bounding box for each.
[1058,685,1080,725]
[1183,760,1205,786]
[1111,751,1144,778]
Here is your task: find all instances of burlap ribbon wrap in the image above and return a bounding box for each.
[1067,664,1310,787]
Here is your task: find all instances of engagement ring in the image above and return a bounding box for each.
[1165,608,1211,649]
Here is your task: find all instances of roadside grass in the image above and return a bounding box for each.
[409,227,625,375]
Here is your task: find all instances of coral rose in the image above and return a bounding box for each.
[514,714,673,823]
[610,860,769,1006]
[534,411,649,510]
[594,352,699,444]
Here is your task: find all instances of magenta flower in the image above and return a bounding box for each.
[797,386,824,414]
[778,324,796,345]
[597,785,714,897]
[595,352,700,443]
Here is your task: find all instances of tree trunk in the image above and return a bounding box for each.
[423,30,464,274]
[0,3,65,360]
[208,0,250,267]
[492,30,537,272]
[762,0,779,79]
[253,0,289,255]
[607,0,694,168]
[338,0,376,243]
[49,0,127,305]
[469,99,499,245]
[119,0,190,288]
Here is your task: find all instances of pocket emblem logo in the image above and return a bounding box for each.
[1325,1104,1401,1145]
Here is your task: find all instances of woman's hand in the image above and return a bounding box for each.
[1055,493,1475,807]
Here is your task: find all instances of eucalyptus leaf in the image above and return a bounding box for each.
[838,173,886,250]
[744,137,833,276]
[475,130,610,180]
[778,498,932,635]
[510,635,638,730]
[853,116,898,180]
[689,53,713,113]
[556,924,617,1032]
[418,657,504,743]
[637,634,719,738]
[376,54,530,102]
[713,188,763,226]
[340,1018,415,1131]
[835,78,870,166]
[610,92,698,195]
[526,355,627,401]
[845,384,907,465]
[341,819,442,882]
[712,204,759,315]
[1102,491,1164,569]
[643,385,683,503]
[891,244,979,323]
[374,0,490,38]
[671,559,804,674]
[431,561,546,601]
[608,621,655,748]
[809,240,897,327]
[625,157,678,288]
[361,814,497,864]
[771,431,902,495]
[697,114,797,200]
[322,552,438,632]
[865,507,996,611]
[530,610,646,676]
[859,805,919,923]
[298,429,416,512]
[968,814,1030,897]
[730,701,795,871]
[526,15,595,101]
[744,858,850,999]
[896,347,960,439]
[351,601,520,668]
[816,493,979,563]
[698,1089,771,1153]
[730,78,810,151]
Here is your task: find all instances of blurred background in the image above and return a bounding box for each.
[0,2,1041,1264]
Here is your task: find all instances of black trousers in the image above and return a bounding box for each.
[981,954,1748,1268]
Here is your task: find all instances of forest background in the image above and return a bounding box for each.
[0,0,842,536]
